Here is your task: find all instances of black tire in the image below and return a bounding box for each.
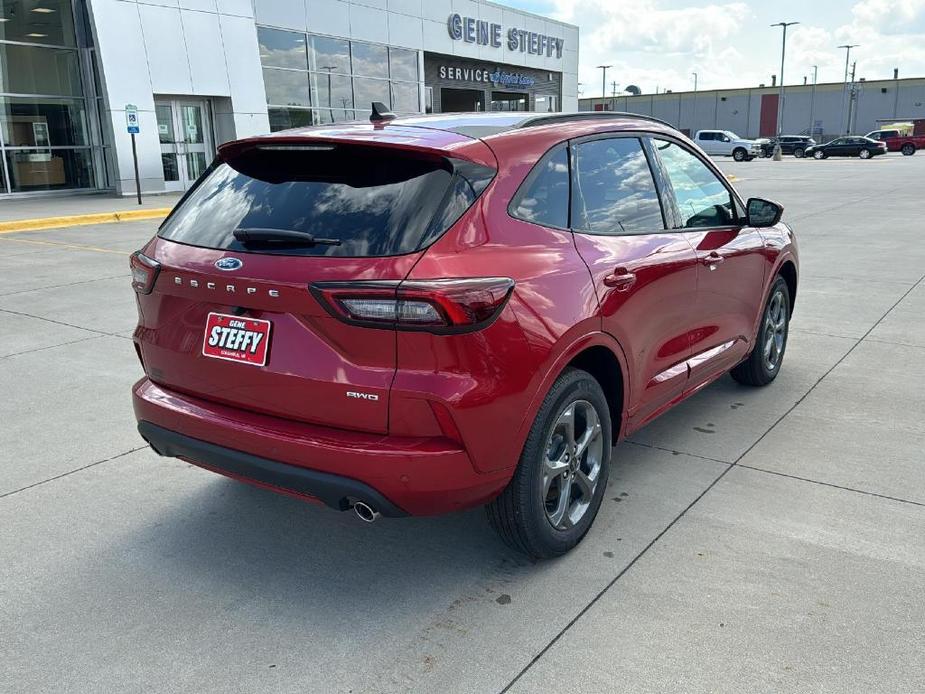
[902,143,915,156]
[733,147,747,162]
[793,147,805,158]
[731,276,791,387]
[486,368,612,559]
[859,148,872,159]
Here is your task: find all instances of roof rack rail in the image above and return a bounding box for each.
[518,111,675,130]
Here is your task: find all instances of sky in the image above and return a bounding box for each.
[502,0,925,96]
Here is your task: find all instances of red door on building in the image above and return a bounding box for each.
[759,94,779,137]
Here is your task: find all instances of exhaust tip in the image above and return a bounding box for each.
[354,501,380,523]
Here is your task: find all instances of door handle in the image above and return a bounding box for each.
[603,268,636,290]
[701,252,725,269]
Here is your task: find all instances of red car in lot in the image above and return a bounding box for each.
[131,108,798,558]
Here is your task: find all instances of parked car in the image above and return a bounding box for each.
[758,135,816,158]
[130,108,798,559]
[694,129,762,161]
[804,136,887,159]
[865,129,925,156]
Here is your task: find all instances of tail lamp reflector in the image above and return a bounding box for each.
[130,251,160,294]
[311,278,515,333]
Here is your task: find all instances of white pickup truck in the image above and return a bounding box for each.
[694,130,762,161]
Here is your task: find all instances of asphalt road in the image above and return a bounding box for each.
[1,154,924,693]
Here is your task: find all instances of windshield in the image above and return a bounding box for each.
[158,145,494,257]
[724,131,741,140]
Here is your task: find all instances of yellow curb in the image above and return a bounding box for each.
[0,207,173,234]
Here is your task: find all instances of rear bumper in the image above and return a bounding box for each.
[132,378,511,516]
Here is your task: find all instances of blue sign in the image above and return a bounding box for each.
[489,70,536,88]
[125,104,140,134]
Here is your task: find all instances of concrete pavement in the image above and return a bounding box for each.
[1,155,923,693]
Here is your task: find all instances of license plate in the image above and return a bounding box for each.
[202,312,271,367]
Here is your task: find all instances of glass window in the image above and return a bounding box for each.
[697,132,714,141]
[158,146,494,258]
[534,94,558,113]
[0,97,89,148]
[267,107,314,132]
[0,0,76,47]
[353,77,390,109]
[389,47,418,82]
[351,41,388,78]
[653,139,736,228]
[310,108,356,124]
[263,68,310,107]
[510,144,569,228]
[0,44,82,96]
[571,138,663,234]
[5,148,95,192]
[310,72,353,109]
[309,35,350,74]
[257,27,308,69]
[390,82,419,113]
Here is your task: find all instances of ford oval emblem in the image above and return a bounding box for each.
[214,257,243,271]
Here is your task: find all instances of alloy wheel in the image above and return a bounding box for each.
[762,289,788,372]
[542,400,604,530]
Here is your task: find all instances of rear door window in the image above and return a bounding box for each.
[570,137,664,235]
[158,145,494,257]
[509,144,569,228]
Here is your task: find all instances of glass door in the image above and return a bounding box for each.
[156,99,212,192]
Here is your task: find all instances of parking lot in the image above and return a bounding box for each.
[1,154,924,693]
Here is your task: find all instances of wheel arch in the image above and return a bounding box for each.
[778,260,798,314]
[566,345,625,445]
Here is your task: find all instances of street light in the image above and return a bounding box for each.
[320,65,336,122]
[692,72,698,92]
[808,64,818,140]
[771,21,799,160]
[838,44,859,134]
[596,64,612,110]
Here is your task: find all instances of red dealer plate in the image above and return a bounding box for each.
[202,312,271,367]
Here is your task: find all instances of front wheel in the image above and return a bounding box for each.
[813,150,826,160]
[733,148,747,162]
[486,368,611,559]
[793,147,805,158]
[859,148,872,159]
[902,143,915,156]
[731,277,790,387]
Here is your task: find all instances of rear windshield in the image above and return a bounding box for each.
[158,144,494,257]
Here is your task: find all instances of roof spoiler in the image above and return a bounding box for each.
[370,101,396,123]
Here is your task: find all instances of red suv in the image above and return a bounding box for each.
[131,109,797,558]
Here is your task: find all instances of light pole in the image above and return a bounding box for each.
[596,65,611,110]
[838,44,858,134]
[771,21,798,160]
[808,64,818,139]
[320,65,336,122]
[692,72,698,92]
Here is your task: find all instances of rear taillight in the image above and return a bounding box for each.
[311,278,514,333]
[130,251,160,295]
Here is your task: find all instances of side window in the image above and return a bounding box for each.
[509,144,569,228]
[698,132,713,141]
[571,137,664,235]
[652,138,737,229]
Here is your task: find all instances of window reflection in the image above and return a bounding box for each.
[257,27,308,69]
[654,139,734,228]
[351,41,388,79]
[572,138,663,234]
[263,68,310,107]
[0,44,82,96]
[0,97,89,148]
[0,0,76,47]
[511,144,569,228]
[309,35,350,74]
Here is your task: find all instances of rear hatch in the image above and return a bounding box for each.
[136,134,495,434]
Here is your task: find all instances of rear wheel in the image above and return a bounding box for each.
[813,149,826,159]
[902,143,915,156]
[733,148,747,162]
[859,148,872,159]
[731,277,790,387]
[486,368,611,559]
[793,147,805,158]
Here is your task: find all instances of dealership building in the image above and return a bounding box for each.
[0,0,578,197]
[580,76,925,142]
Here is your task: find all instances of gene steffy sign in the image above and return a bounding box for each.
[447,13,565,59]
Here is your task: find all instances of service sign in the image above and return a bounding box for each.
[202,313,271,367]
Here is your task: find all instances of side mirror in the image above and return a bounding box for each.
[746,198,784,227]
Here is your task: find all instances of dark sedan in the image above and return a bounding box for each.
[805,136,888,159]
[759,135,816,158]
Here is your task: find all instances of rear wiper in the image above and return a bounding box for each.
[233,228,341,246]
